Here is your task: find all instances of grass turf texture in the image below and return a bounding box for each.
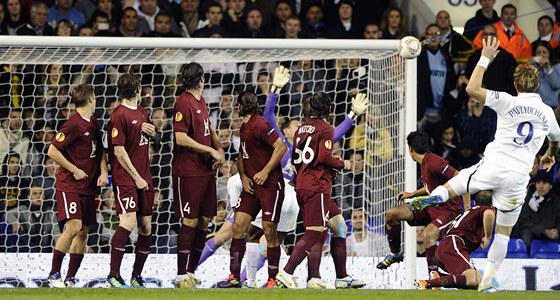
[0,289,556,300]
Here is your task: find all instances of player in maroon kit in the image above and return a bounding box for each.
[415,205,496,290]
[276,91,352,288]
[47,84,108,288]
[218,91,287,288]
[106,74,156,288]
[172,62,225,288]
[377,131,467,280]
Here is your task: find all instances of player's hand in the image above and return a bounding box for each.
[540,153,556,171]
[72,168,88,180]
[210,148,225,170]
[397,191,413,201]
[351,93,369,116]
[253,170,269,186]
[544,229,559,240]
[241,175,254,194]
[272,65,290,89]
[481,35,500,61]
[97,173,109,187]
[141,122,156,138]
[480,236,491,249]
[135,177,149,191]
[343,160,352,170]
[330,168,340,180]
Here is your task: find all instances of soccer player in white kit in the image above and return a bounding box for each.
[410,36,560,292]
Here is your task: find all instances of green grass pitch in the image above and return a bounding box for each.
[0,289,557,300]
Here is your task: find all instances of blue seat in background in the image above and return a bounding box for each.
[505,238,529,258]
[530,240,560,259]
[470,247,487,258]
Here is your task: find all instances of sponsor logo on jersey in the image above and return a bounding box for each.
[84,132,90,136]
[112,128,119,138]
[55,132,65,142]
[325,140,332,149]
[267,128,275,136]
[264,211,271,216]
[132,120,138,124]
[196,109,201,114]
[175,112,183,122]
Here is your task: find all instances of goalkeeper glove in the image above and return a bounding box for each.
[348,93,369,120]
[271,65,290,93]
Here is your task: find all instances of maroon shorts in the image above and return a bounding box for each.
[435,235,475,275]
[173,175,217,219]
[113,185,155,216]
[410,204,462,228]
[55,191,96,226]
[297,189,331,227]
[237,181,284,222]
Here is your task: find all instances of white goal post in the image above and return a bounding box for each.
[0,36,417,289]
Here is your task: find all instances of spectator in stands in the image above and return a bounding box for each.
[431,118,458,162]
[117,7,149,37]
[237,6,264,38]
[73,0,95,21]
[0,2,9,35]
[513,169,560,252]
[363,22,381,39]
[326,58,367,123]
[289,60,326,118]
[380,6,408,39]
[192,2,227,37]
[4,0,27,35]
[136,0,160,32]
[17,184,60,252]
[435,10,474,60]
[0,63,23,113]
[463,0,499,41]
[177,0,204,37]
[0,108,30,166]
[89,10,113,36]
[34,64,70,121]
[217,124,237,160]
[222,0,245,37]
[455,95,497,155]
[472,4,532,60]
[77,23,93,36]
[533,15,555,48]
[95,0,121,32]
[47,0,85,30]
[31,155,56,206]
[466,25,517,96]
[0,152,30,234]
[282,15,302,39]
[337,150,364,216]
[264,0,291,38]
[54,18,72,36]
[326,0,360,39]
[210,90,234,128]
[151,107,172,153]
[216,159,235,202]
[27,121,55,176]
[531,41,560,109]
[417,24,457,125]
[15,1,53,35]
[448,136,480,170]
[416,226,426,257]
[303,4,325,38]
[346,208,383,257]
[148,12,180,37]
[348,106,392,166]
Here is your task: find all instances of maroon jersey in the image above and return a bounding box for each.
[51,113,103,195]
[292,118,344,194]
[239,114,283,185]
[421,152,463,212]
[172,92,214,177]
[108,104,153,186]
[445,205,494,253]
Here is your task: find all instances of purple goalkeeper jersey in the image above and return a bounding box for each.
[263,92,354,181]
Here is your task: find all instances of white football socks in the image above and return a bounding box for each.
[481,234,509,288]
[245,243,260,285]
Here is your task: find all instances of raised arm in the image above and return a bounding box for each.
[466,36,500,105]
[264,66,290,137]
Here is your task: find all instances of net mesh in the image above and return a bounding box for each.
[0,44,407,283]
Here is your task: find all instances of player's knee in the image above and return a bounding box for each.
[422,227,439,244]
[386,209,398,223]
[65,221,82,237]
[76,227,88,240]
[197,216,210,230]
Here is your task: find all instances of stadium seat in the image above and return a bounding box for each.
[505,238,529,258]
[530,240,560,259]
[470,247,487,258]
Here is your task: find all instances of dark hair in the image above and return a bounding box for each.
[70,84,94,108]
[121,7,137,17]
[538,15,554,27]
[532,40,556,65]
[207,2,223,13]
[117,74,141,100]
[91,10,111,21]
[237,90,260,116]
[406,131,431,155]
[1,151,21,176]
[155,12,172,22]
[180,62,204,90]
[55,19,73,35]
[280,119,296,134]
[308,91,331,119]
[501,4,516,14]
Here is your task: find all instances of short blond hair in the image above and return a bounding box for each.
[513,64,539,93]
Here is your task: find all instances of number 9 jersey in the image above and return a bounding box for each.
[292,118,345,194]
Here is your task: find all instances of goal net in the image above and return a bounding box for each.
[0,36,416,288]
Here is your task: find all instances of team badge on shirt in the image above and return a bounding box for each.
[55,132,65,142]
[325,140,332,149]
[112,128,119,138]
[175,112,183,122]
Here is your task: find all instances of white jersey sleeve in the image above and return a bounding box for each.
[485,90,514,114]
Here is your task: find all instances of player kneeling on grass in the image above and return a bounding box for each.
[415,203,495,290]
[48,84,108,288]
[217,91,287,288]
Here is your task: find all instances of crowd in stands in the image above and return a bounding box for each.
[1,0,560,257]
